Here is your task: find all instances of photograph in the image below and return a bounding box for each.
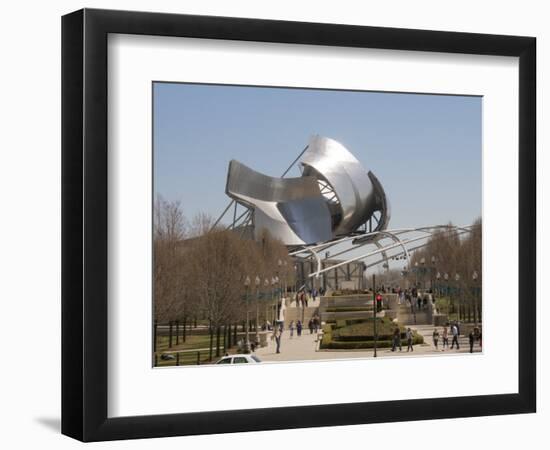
[152,82,483,367]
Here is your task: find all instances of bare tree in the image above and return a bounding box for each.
[153,196,188,352]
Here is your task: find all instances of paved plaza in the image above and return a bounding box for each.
[255,324,481,363]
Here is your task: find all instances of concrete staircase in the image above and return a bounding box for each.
[283,306,319,325]
[397,302,432,325]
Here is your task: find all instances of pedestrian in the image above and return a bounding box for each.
[391,327,402,352]
[406,328,414,352]
[308,318,314,334]
[450,323,460,350]
[296,320,302,337]
[274,327,281,354]
[442,326,449,349]
[289,320,295,338]
[469,330,475,353]
[432,328,440,350]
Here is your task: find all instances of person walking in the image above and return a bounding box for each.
[432,328,440,350]
[296,320,302,337]
[442,326,449,350]
[450,323,460,350]
[406,328,414,352]
[274,327,281,354]
[469,330,475,353]
[391,327,402,352]
[289,320,295,338]
[308,318,314,334]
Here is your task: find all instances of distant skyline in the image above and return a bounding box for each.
[153,82,481,231]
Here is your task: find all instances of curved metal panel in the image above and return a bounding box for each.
[223,136,391,246]
[368,170,391,232]
[301,136,377,235]
[225,160,332,245]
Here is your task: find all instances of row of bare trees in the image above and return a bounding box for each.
[406,219,482,323]
[153,196,294,360]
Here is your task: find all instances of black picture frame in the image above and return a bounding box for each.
[62,8,536,442]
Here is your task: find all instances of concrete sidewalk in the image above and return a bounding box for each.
[255,324,481,363]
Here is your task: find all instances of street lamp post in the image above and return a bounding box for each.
[264,278,269,328]
[472,270,479,326]
[271,276,277,324]
[255,275,261,343]
[436,272,441,297]
[420,258,426,292]
[444,273,450,314]
[455,273,461,321]
[372,273,377,358]
[431,256,437,292]
[244,276,251,354]
[277,259,283,322]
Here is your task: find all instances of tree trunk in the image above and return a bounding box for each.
[168,321,173,348]
[223,324,227,351]
[209,321,213,361]
[175,320,180,346]
[183,316,187,342]
[153,320,158,353]
[215,326,221,357]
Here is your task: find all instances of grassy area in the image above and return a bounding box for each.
[156,334,214,353]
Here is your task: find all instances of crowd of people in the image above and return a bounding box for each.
[294,287,325,308]
[431,323,482,352]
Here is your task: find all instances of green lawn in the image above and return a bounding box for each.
[156,334,214,353]
[154,332,238,366]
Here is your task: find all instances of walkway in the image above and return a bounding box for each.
[255,323,481,363]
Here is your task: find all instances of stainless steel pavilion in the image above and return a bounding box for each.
[214,135,473,280]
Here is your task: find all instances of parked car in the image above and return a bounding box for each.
[215,354,261,364]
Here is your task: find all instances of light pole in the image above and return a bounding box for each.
[436,272,441,297]
[444,273,450,314]
[431,256,437,292]
[372,273,377,358]
[283,260,288,299]
[420,257,426,291]
[255,275,261,343]
[277,259,283,321]
[472,270,479,325]
[271,276,277,323]
[264,278,269,328]
[244,276,251,354]
[414,261,419,287]
[401,266,409,290]
[455,273,461,321]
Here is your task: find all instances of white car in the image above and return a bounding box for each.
[215,354,261,364]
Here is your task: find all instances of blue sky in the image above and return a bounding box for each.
[153,82,481,230]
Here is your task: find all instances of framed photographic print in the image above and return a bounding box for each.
[61,8,536,442]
